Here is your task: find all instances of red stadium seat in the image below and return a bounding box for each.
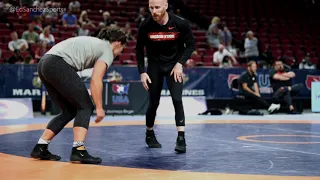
[0,0,317,68]
[123,47,135,53]
[118,54,131,62]
[190,55,202,62]
[203,55,212,62]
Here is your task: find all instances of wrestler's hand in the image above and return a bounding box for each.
[170,62,183,83]
[95,108,105,123]
[141,73,152,91]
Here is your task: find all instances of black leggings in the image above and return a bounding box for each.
[146,63,185,128]
[38,54,94,135]
[273,84,303,106]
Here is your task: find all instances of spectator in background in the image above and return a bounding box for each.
[270,60,303,113]
[290,58,300,69]
[220,26,232,50]
[7,32,27,64]
[208,16,220,29]
[34,17,43,31]
[124,23,135,41]
[40,26,55,46]
[93,22,106,37]
[213,44,237,67]
[299,53,316,69]
[62,10,78,27]
[43,1,59,20]
[22,24,40,44]
[101,11,115,27]
[69,0,81,13]
[135,7,148,26]
[76,23,90,36]
[206,17,221,48]
[0,1,14,30]
[79,10,96,28]
[244,31,259,62]
[33,0,45,8]
[8,31,29,52]
[35,41,48,61]
[0,0,12,12]
[185,59,195,68]
[30,2,43,20]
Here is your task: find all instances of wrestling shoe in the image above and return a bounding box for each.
[145,130,162,148]
[268,103,281,114]
[174,136,186,153]
[30,144,61,161]
[70,146,102,164]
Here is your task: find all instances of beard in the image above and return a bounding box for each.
[152,9,166,22]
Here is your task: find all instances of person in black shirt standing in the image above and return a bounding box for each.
[238,61,280,114]
[135,0,195,153]
[270,60,303,113]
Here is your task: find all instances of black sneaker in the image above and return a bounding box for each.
[145,131,162,148]
[30,144,61,161]
[70,146,102,164]
[174,136,186,153]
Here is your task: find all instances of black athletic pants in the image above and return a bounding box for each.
[242,91,270,109]
[38,54,94,135]
[146,63,185,128]
[272,84,303,106]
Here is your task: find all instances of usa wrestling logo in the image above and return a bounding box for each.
[305,75,320,90]
[228,74,240,90]
[111,84,130,105]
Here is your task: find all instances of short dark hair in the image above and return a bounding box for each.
[97,26,127,45]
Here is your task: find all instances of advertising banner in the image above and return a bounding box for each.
[311,82,320,112]
[1,65,319,100]
[105,82,149,115]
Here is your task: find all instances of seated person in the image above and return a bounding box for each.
[270,60,303,113]
[299,53,316,69]
[238,61,280,114]
[22,23,39,44]
[8,31,29,64]
[62,10,78,27]
[75,22,90,36]
[8,31,29,52]
[35,41,48,61]
[39,26,55,46]
[213,44,237,67]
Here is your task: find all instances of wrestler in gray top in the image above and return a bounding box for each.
[46,36,114,71]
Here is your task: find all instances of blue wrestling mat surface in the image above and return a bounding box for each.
[1,123,320,176]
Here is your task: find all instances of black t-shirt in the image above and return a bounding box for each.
[135,13,196,74]
[269,69,292,91]
[238,71,257,92]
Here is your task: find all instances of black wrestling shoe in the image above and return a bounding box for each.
[30,144,61,161]
[174,136,186,153]
[70,146,102,164]
[145,130,162,148]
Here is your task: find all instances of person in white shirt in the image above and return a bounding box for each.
[299,54,316,69]
[213,44,237,67]
[68,0,80,12]
[39,26,55,46]
[8,31,29,52]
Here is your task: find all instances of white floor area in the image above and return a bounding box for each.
[33,111,320,122]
